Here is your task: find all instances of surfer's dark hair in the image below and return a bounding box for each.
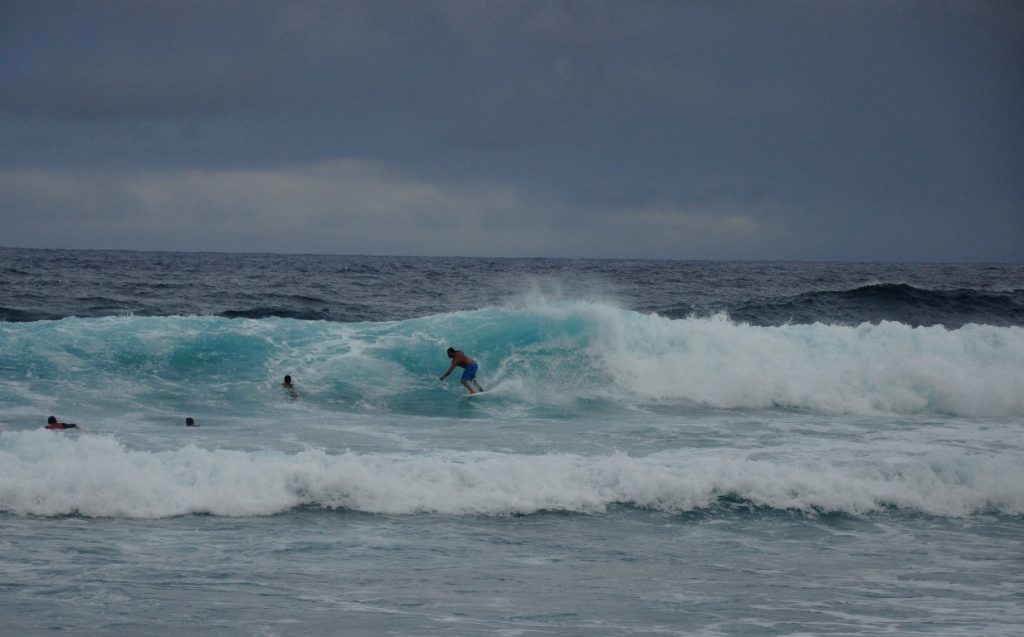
[447,347,456,356]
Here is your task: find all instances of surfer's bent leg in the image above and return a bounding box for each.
[460,363,480,393]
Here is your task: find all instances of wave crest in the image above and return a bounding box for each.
[3,302,1024,417]
[1,432,1018,519]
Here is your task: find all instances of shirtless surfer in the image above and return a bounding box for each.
[439,347,484,394]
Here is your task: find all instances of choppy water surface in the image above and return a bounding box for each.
[1,249,1022,635]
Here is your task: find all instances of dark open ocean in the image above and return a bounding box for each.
[2,248,1022,636]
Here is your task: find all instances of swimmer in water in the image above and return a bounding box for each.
[282,375,298,399]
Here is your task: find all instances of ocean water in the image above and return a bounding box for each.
[1,248,1022,636]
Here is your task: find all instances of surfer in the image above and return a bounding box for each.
[282,375,298,399]
[440,347,484,394]
[185,417,198,427]
[45,416,78,430]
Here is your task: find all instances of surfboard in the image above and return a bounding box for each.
[461,390,489,399]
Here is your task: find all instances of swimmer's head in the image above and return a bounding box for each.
[47,416,57,425]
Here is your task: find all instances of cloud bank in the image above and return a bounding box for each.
[1,1,1021,260]
[0,160,780,258]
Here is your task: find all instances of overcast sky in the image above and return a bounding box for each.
[1,1,1021,261]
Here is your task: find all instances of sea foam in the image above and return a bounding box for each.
[2,431,1019,519]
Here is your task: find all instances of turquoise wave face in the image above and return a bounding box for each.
[3,300,1024,423]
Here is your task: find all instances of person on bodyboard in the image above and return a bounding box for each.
[439,347,484,394]
[45,416,79,430]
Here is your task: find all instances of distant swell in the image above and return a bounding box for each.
[1,432,1019,519]
[0,306,55,322]
[729,283,1024,328]
[219,308,336,321]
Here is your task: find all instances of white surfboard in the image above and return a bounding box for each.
[461,390,489,399]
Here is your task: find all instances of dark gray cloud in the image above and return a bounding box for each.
[1,0,1021,260]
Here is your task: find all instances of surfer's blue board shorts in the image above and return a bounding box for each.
[461,363,478,382]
